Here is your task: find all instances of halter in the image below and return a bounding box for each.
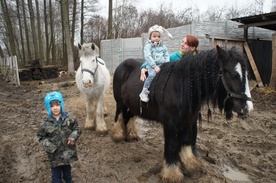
[218,70,252,109]
[80,57,104,77]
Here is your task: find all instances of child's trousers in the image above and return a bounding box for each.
[143,67,156,89]
[51,164,72,183]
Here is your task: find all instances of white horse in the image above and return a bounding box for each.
[75,43,110,134]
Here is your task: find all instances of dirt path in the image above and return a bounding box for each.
[0,76,275,183]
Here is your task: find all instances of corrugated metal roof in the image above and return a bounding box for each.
[231,11,276,31]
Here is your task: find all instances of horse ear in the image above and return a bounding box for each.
[216,45,229,69]
[91,43,95,50]
[78,43,82,50]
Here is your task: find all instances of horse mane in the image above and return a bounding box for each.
[79,43,100,58]
[155,47,246,123]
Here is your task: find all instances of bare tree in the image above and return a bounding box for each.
[86,15,107,45]
[80,0,84,44]
[27,0,39,59]
[113,4,139,38]
[201,6,227,21]
[44,0,50,64]
[60,0,74,74]
[16,0,26,65]
[49,0,56,64]
[35,0,45,64]
[0,0,270,72]
[108,0,112,39]
[79,0,99,43]
[71,0,77,48]
[0,0,17,56]
[22,1,32,61]
[254,0,265,14]
[272,0,276,12]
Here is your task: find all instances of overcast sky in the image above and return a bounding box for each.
[99,0,272,15]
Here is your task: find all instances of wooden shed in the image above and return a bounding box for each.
[231,12,276,88]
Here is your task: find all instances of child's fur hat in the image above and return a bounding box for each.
[44,91,66,116]
[148,25,173,39]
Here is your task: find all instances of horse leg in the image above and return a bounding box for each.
[179,145,202,174]
[160,120,184,183]
[111,113,126,141]
[95,96,108,135]
[104,103,108,117]
[84,99,96,130]
[179,113,202,175]
[126,116,139,141]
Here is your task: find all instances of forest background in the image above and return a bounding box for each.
[0,0,275,74]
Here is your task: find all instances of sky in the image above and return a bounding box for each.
[99,0,273,15]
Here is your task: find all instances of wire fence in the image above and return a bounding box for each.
[0,56,20,85]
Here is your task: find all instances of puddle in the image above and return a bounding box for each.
[223,165,252,182]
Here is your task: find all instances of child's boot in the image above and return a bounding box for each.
[139,88,150,102]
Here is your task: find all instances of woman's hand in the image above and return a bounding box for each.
[140,68,147,81]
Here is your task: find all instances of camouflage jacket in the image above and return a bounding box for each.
[37,113,81,168]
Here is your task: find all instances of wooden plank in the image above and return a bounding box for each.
[244,42,264,87]
[270,34,276,89]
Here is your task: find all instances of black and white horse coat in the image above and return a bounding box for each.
[111,46,253,182]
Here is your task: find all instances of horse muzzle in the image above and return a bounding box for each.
[82,80,93,88]
[234,99,253,119]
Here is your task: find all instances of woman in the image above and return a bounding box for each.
[140,34,200,157]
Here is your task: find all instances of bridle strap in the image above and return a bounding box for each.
[81,57,103,77]
[218,71,252,108]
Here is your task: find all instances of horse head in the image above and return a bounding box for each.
[78,42,100,88]
[215,46,253,119]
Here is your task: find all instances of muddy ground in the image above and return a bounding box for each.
[0,75,275,183]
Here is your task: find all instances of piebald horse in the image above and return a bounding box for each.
[112,46,253,182]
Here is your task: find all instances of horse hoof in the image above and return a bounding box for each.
[160,162,184,183]
[84,125,96,130]
[96,130,108,136]
[179,146,202,174]
[126,134,140,142]
[111,130,126,142]
[185,168,206,180]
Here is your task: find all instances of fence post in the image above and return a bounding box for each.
[13,56,20,85]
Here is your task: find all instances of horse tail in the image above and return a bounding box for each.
[113,58,142,122]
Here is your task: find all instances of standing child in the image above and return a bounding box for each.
[37,91,81,183]
[139,24,172,102]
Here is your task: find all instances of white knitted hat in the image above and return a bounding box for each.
[148,25,173,39]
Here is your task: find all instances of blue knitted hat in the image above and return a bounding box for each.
[44,91,65,116]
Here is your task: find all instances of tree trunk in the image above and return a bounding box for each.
[0,0,17,56]
[22,1,32,61]
[72,0,77,48]
[35,0,45,65]
[16,0,26,65]
[60,1,67,66]
[80,0,84,44]
[0,45,4,58]
[60,0,74,74]
[27,0,39,59]
[108,0,113,39]
[44,0,50,65]
[49,0,56,64]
